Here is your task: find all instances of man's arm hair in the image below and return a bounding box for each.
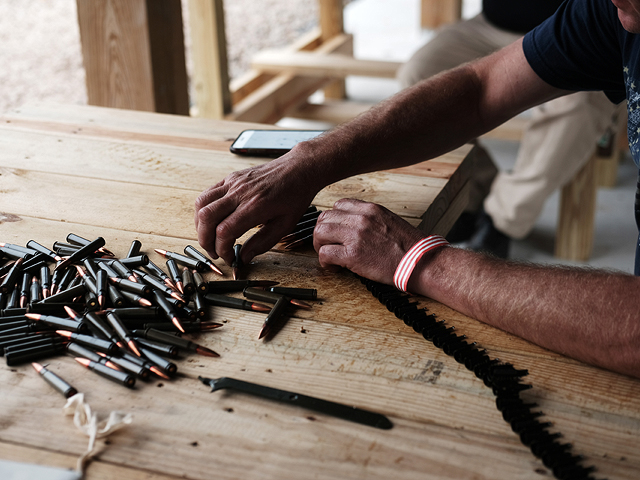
[413,247,640,378]
[292,38,568,189]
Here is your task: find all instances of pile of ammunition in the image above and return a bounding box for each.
[0,233,317,395]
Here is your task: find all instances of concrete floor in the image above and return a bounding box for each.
[281,0,637,274]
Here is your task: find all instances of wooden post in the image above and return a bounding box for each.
[319,0,347,99]
[555,153,598,261]
[76,0,189,115]
[145,0,190,115]
[187,0,231,119]
[420,0,462,29]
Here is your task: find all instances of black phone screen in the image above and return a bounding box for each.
[230,130,324,157]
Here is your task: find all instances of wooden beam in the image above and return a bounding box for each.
[555,152,597,261]
[76,0,189,114]
[145,0,189,115]
[251,50,401,79]
[76,0,155,111]
[319,0,347,99]
[187,0,231,118]
[291,100,374,124]
[421,0,462,29]
[230,28,324,106]
[228,34,354,124]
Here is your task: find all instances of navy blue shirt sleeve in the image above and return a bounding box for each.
[522,0,626,103]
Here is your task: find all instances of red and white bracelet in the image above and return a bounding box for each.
[393,235,450,292]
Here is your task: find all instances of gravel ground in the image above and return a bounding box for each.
[0,0,320,114]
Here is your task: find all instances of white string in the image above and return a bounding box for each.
[63,393,133,475]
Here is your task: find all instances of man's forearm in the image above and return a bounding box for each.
[292,65,489,190]
[412,247,640,378]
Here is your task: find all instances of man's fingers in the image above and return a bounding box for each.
[196,193,240,259]
[317,244,350,271]
[194,184,227,229]
[242,216,297,263]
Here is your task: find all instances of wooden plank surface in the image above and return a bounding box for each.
[0,104,638,480]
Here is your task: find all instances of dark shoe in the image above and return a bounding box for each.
[446,211,480,243]
[466,212,511,259]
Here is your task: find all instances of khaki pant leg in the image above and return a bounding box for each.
[397,14,521,211]
[484,91,623,239]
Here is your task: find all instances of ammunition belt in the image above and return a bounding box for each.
[358,276,601,480]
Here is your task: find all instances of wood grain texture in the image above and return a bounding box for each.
[0,104,637,480]
[251,51,401,79]
[76,0,155,111]
[188,0,231,118]
[420,0,462,29]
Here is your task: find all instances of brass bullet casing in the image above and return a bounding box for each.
[25,313,87,333]
[32,362,78,398]
[126,240,143,258]
[55,237,106,271]
[0,258,24,294]
[258,294,289,339]
[231,244,243,280]
[120,255,149,269]
[5,342,67,366]
[203,293,270,313]
[155,249,207,272]
[74,358,136,388]
[206,280,278,294]
[56,331,119,355]
[264,286,317,300]
[183,245,223,275]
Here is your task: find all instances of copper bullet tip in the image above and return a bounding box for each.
[43,288,50,299]
[56,330,72,338]
[195,345,220,357]
[199,322,225,331]
[75,357,91,367]
[19,297,27,308]
[291,299,313,309]
[170,292,184,302]
[209,263,224,276]
[176,281,184,294]
[128,340,142,357]
[251,302,272,313]
[154,249,168,256]
[128,275,138,283]
[98,295,105,308]
[171,317,186,334]
[139,298,153,307]
[25,313,41,321]
[258,324,269,339]
[232,268,239,281]
[31,362,44,373]
[150,366,170,380]
[64,306,79,319]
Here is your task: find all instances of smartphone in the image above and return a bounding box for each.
[229,129,325,157]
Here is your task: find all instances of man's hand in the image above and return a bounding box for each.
[195,153,318,265]
[313,198,425,283]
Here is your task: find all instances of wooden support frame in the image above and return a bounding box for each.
[555,152,598,261]
[228,33,354,124]
[187,0,231,118]
[420,0,462,29]
[76,0,189,115]
[319,0,348,99]
[251,51,401,79]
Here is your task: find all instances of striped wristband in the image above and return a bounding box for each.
[393,235,450,292]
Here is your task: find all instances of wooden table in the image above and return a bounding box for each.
[0,103,638,480]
